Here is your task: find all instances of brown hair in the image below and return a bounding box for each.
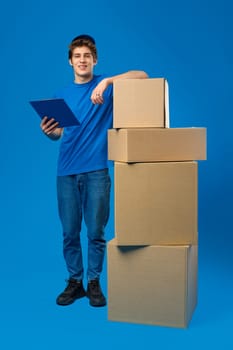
[68,38,98,61]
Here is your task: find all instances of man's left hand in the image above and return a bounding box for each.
[91,78,110,104]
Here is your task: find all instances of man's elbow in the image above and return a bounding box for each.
[135,70,149,79]
[141,71,149,79]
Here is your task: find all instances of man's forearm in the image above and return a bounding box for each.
[106,70,148,85]
[91,70,148,104]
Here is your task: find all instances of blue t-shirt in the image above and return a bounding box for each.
[54,75,113,176]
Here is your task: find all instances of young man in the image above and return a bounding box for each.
[40,34,148,307]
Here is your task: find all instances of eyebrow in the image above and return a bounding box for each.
[73,52,92,56]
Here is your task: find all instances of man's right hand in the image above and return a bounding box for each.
[40,116,63,140]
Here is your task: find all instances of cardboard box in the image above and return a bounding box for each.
[108,239,197,328]
[113,78,169,128]
[108,127,207,162]
[115,162,198,245]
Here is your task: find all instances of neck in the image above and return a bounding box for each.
[74,72,93,84]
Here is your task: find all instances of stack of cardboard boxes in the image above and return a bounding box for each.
[107,78,206,328]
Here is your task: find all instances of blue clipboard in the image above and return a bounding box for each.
[29,98,80,127]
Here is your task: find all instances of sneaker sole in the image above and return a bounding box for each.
[56,292,86,306]
[87,295,107,307]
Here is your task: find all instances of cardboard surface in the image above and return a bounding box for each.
[107,239,197,328]
[108,127,207,162]
[114,161,198,245]
[113,78,169,128]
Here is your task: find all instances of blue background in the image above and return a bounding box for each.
[0,0,232,348]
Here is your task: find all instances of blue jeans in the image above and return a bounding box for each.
[57,169,111,281]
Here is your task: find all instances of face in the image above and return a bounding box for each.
[69,46,97,83]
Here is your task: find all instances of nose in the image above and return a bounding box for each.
[79,55,86,62]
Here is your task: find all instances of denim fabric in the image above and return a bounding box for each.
[57,169,111,281]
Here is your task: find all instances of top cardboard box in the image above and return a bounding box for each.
[113,78,169,128]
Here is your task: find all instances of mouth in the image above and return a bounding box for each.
[78,65,87,70]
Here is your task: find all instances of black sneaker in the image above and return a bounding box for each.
[56,279,86,306]
[86,279,106,307]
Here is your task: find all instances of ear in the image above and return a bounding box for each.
[69,59,73,66]
[93,58,97,66]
